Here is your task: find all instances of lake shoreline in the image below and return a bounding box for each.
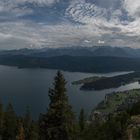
[91,89,140,121]
[73,71,140,91]
[0,65,138,119]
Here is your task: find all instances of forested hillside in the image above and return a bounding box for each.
[1,55,140,73]
[0,71,139,140]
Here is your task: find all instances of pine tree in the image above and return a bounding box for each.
[79,108,86,132]
[39,71,76,140]
[0,102,4,139]
[3,103,17,140]
[16,122,25,140]
[28,121,39,140]
[23,106,32,140]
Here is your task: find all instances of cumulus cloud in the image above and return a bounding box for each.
[0,21,102,49]
[123,0,140,18]
[0,0,60,18]
[0,0,139,49]
[65,0,140,47]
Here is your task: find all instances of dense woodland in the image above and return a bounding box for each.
[2,55,140,73]
[0,71,140,140]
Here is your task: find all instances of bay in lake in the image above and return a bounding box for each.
[0,65,139,118]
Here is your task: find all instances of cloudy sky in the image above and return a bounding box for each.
[0,0,140,49]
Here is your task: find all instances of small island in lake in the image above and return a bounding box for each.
[73,71,140,90]
[72,76,105,85]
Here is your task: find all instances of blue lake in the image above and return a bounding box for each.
[0,65,138,118]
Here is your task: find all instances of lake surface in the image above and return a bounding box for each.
[0,65,139,119]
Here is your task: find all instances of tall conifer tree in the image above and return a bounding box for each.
[3,103,17,140]
[16,122,25,140]
[39,71,76,140]
[23,107,32,140]
[79,108,86,132]
[0,102,3,139]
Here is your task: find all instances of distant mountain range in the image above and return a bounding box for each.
[1,46,140,58]
[0,46,140,73]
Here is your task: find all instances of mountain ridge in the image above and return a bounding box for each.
[1,46,140,58]
[0,54,140,73]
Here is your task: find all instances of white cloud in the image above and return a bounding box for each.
[0,0,139,49]
[66,1,108,24]
[0,0,60,18]
[98,40,105,44]
[64,0,140,47]
[15,0,60,6]
[1,0,59,6]
[123,0,140,18]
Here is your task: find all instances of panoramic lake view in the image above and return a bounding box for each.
[1,0,140,139]
[0,65,139,118]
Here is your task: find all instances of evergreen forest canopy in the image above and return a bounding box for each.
[0,71,139,139]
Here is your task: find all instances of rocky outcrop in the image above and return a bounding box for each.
[127,115,140,140]
[91,89,140,121]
